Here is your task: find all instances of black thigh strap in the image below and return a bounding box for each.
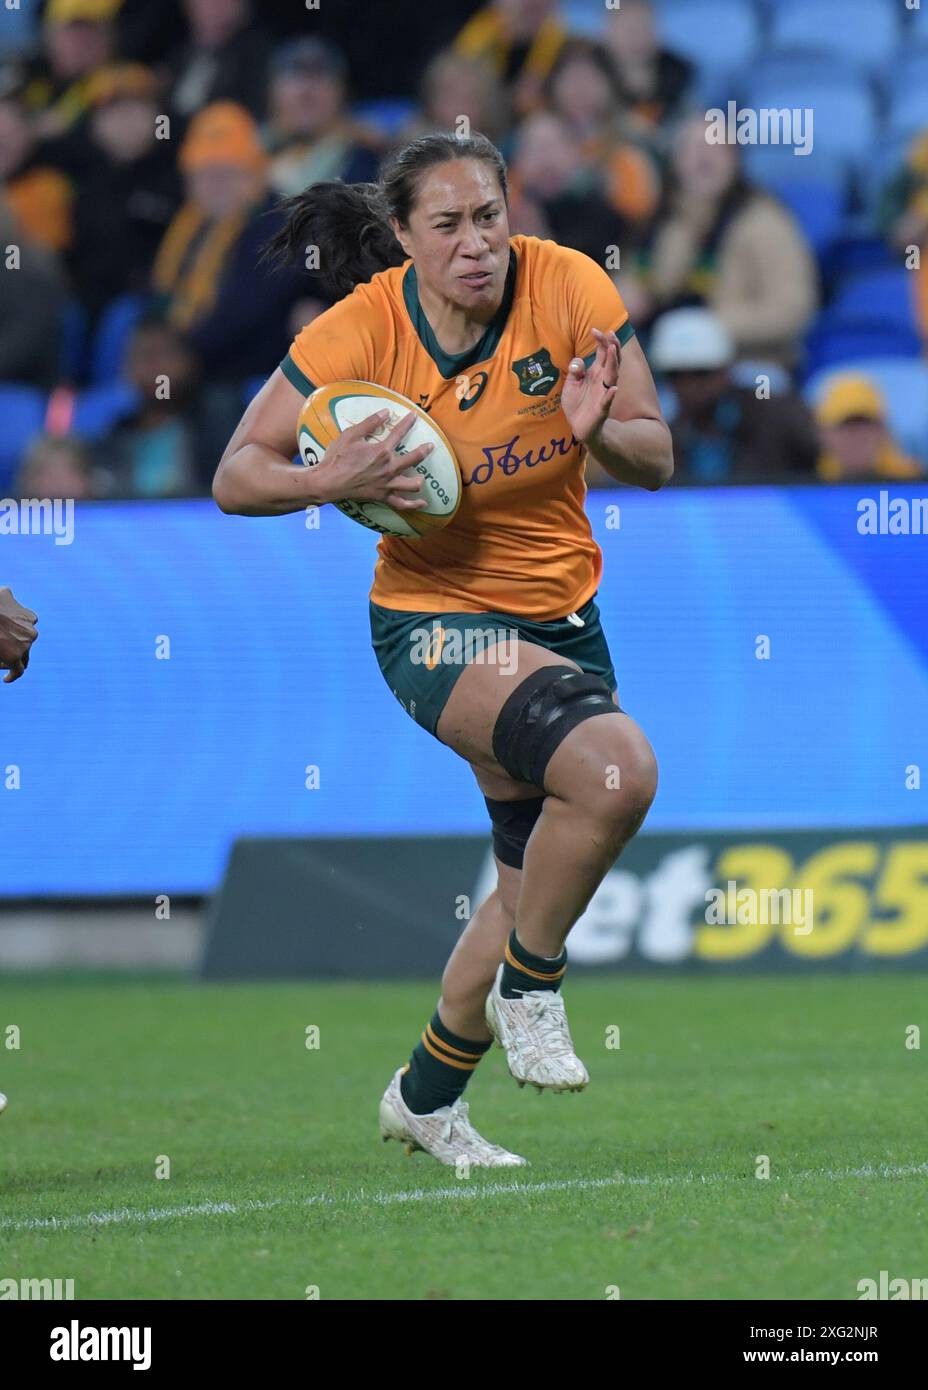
[483,794,546,869]
[492,665,617,789]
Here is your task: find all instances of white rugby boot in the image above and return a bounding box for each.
[379,1067,527,1167]
[485,965,589,1093]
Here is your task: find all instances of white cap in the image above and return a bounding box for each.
[649,307,734,372]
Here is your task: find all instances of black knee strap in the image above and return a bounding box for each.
[484,794,546,869]
[492,665,617,789]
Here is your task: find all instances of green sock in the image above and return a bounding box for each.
[400,1009,492,1115]
[500,928,567,998]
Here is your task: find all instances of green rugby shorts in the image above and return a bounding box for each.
[369,594,618,737]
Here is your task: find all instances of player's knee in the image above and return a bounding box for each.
[484,792,546,871]
[566,724,658,840]
[490,665,656,843]
[613,745,657,835]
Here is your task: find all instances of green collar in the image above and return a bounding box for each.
[402,247,517,379]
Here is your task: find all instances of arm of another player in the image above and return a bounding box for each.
[0,587,38,684]
[562,329,674,492]
[212,368,432,517]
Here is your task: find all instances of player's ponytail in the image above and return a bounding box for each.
[264,181,405,301]
[264,132,508,301]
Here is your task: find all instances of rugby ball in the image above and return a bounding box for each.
[296,381,461,538]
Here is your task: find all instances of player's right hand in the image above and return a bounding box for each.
[314,409,432,510]
[0,587,38,684]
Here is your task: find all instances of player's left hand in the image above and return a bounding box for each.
[561,328,620,450]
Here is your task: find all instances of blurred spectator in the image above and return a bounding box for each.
[0,77,73,253]
[116,0,187,66]
[402,51,509,147]
[881,131,928,255]
[879,130,928,346]
[814,375,923,483]
[22,0,121,139]
[286,296,329,343]
[543,38,659,232]
[453,0,567,118]
[15,434,94,499]
[623,115,818,368]
[603,0,693,129]
[67,65,182,319]
[270,0,481,102]
[169,0,272,121]
[95,317,206,497]
[508,111,625,263]
[0,198,66,387]
[152,102,313,381]
[264,38,381,199]
[0,0,916,502]
[590,307,816,486]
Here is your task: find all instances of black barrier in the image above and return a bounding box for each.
[200,827,928,980]
[200,836,487,980]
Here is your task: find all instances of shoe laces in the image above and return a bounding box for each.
[438,1098,473,1147]
[524,990,572,1050]
[439,1101,506,1158]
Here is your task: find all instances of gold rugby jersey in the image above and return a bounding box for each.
[281,234,633,620]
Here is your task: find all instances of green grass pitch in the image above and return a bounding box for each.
[1,973,925,1300]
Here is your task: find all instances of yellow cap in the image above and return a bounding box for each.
[179,102,267,173]
[46,0,123,23]
[86,63,159,107]
[815,374,886,427]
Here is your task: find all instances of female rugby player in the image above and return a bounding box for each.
[213,132,673,1168]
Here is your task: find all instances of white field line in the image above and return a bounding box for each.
[2,1163,927,1235]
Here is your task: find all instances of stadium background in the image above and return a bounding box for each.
[1,0,926,971]
[3,0,928,1312]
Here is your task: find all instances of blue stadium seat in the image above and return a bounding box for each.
[831,269,919,333]
[770,0,900,75]
[0,0,39,56]
[741,76,876,175]
[72,383,141,440]
[742,53,870,96]
[907,3,928,48]
[562,0,608,39]
[803,270,924,375]
[887,87,928,144]
[741,142,848,199]
[91,294,148,385]
[805,358,928,464]
[890,50,928,105]
[0,386,45,492]
[767,180,846,259]
[803,322,922,379]
[824,230,897,288]
[654,0,761,81]
[352,99,416,141]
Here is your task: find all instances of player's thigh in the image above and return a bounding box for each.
[440,647,621,781]
[543,702,659,819]
[437,639,581,778]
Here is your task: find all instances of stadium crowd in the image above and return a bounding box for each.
[1,0,926,498]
